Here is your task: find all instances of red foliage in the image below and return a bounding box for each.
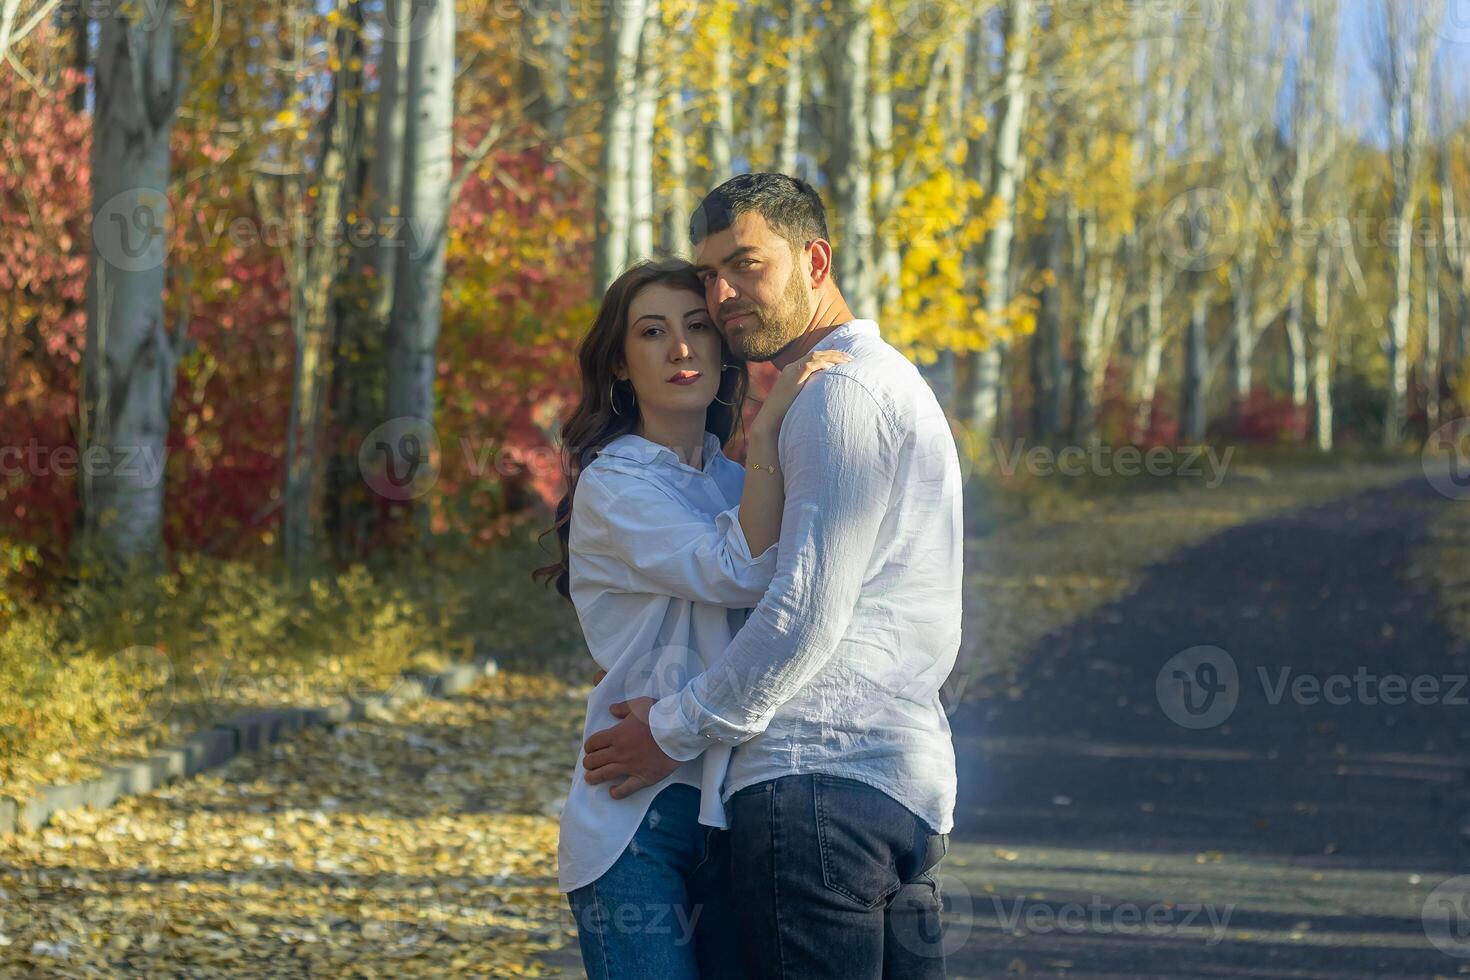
[1226,389,1312,444]
[0,70,92,580]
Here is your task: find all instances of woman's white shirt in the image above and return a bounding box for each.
[556,430,776,893]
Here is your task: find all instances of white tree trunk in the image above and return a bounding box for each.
[371,0,409,328]
[79,0,184,571]
[1386,195,1414,446]
[779,2,804,175]
[1312,244,1334,451]
[1426,211,1442,431]
[628,1,660,263]
[663,93,691,258]
[1134,258,1166,435]
[593,0,647,294]
[1373,0,1444,446]
[1442,122,1470,378]
[1284,289,1309,406]
[870,25,900,323]
[1229,264,1256,399]
[960,0,1031,433]
[1182,291,1209,443]
[1133,28,1175,435]
[1281,0,1338,413]
[826,0,876,315]
[387,0,453,438]
[711,9,734,180]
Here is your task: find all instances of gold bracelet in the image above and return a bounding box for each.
[750,461,779,476]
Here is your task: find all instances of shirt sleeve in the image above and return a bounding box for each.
[648,372,898,761]
[572,467,778,608]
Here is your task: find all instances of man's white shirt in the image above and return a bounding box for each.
[649,318,964,836]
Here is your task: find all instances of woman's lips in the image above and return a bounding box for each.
[668,372,703,386]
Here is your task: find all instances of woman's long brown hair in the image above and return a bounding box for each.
[533,259,749,600]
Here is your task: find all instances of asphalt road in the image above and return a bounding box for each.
[942,477,1470,979]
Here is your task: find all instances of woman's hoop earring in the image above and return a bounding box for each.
[609,379,631,416]
[714,363,737,406]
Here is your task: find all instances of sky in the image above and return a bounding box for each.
[1339,0,1470,144]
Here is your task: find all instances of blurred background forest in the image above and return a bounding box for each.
[1,0,1468,802]
[2,0,1467,583]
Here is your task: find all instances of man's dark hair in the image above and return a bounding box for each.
[689,173,829,253]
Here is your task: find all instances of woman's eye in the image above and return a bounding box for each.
[690,321,710,330]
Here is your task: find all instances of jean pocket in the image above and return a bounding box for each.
[918,833,948,877]
[813,775,903,910]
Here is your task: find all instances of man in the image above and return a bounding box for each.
[582,172,963,977]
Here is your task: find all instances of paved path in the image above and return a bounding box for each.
[942,477,1470,978]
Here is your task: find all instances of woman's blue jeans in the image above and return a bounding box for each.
[567,783,745,980]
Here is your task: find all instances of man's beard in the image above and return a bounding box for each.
[724,264,810,362]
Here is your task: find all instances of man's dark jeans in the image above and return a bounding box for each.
[725,773,948,979]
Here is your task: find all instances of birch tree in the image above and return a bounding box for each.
[1367,0,1444,446]
[276,1,366,569]
[823,0,877,316]
[628,2,661,262]
[778,2,805,176]
[77,0,185,571]
[955,0,1032,433]
[1218,2,1290,404]
[592,0,648,295]
[386,0,454,429]
[1438,92,1470,397]
[1281,0,1340,410]
[1132,26,1180,435]
[323,0,409,559]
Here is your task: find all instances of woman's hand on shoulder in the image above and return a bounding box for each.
[752,350,853,437]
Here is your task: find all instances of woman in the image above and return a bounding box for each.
[535,258,848,979]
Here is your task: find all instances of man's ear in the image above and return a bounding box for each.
[807,239,834,289]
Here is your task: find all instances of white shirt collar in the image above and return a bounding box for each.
[595,430,724,472]
[810,318,880,352]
